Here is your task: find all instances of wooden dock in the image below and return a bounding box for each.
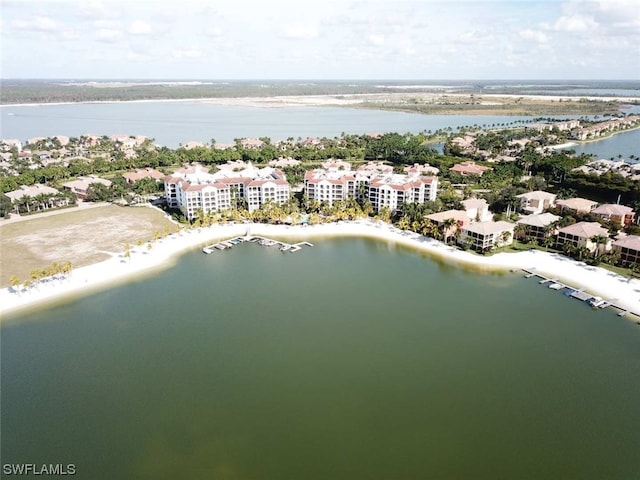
[203,236,313,254]
[521,268,640,319]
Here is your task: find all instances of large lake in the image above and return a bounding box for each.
[2,238,639,479]
[1,101,637,160]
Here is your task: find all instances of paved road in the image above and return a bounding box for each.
[0,202,110,226]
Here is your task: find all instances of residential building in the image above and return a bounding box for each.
[461,198,492,222]
[516,190,557,214]
[591,204,635,227]
[164,163,290,220]
[556,222,611,253]
[450,161,491,177]
[304,162,438,213]
[556,197,598,214]
[458,221,515,252]
[612,235,640,266]
[6,184,70,211]
[62,175,112,199]
[425,210,469,239]
[516,213,561,242]
[123,168,165,184]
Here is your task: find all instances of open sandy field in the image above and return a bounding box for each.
[0,205,174,287]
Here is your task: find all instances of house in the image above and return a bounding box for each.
[425,210,469,239]
[404,163,439,176]
[516,213,561,242]
[62,175,112,199]
[591,204,635,227]
[612,235,640,266]
[556,222,611,253]
[5,184,70,211]
[458,221,515,252]
[122,168,165,184]
[268,157,301,168]
[450,161,491,177]
[461,198,492,222]
[556,197,598,214]
[516,191,557,214]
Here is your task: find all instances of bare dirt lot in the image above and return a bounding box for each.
[0,205,175,287]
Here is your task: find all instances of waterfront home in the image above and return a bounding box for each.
[62,175,112,199]
[164,163,290,220]
[556,197,598,214]
[450,161,491,177]
[122,168,165,184]
[304,164,438,213]
[591,204,635,227]
[461,198,492,222]
[556,222,611,253]
[516,191,557,214]
[516,213,561,242]
[458,221,515,252]
[425,210,469,238]
[368,175,438,214]
[612,235,640,266]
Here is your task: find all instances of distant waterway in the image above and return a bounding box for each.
[569,127,640,161]
[2,238,639,479]
[0,101,580,148]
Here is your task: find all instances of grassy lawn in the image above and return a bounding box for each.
[0,205,175,287]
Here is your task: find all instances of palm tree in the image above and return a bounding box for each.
[441,217,457,244]
[590,234,609,259]
[9,275,21,293]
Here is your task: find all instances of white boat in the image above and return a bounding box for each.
[588,296,606,308]
[548,283,563,290]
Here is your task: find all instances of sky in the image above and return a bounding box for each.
[1,0,639,80]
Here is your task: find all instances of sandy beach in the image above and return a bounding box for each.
[2,92,638,109]
[2,220,640,321]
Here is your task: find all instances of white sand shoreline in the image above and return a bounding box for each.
[2,92,639,109]
[2,220,640,321]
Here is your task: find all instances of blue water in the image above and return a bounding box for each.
[0,102,569,148]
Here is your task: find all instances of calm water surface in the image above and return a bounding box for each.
[0,102,573,148]
[2,238,639,479]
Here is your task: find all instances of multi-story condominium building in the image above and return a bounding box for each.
[556,222,610,253]
[591,204,635,227]
[516,190,557,215]
[164,163,290,220]
[612,235,640,266]
[458,221,515,252]
[516,213,561,242]
[304,162,438,213]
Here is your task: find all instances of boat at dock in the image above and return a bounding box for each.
[548,283,564,290]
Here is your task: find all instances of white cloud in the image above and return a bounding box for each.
[553,14,598,33]
[206,27,223,37]
[279,26,319,40]
[77,0,121,20]
[367,34,385,46]
[96,29,123,42]
[128,20,152,35]
[172,46,203,59]
[12,15,59,33]
[519,29,549,44]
